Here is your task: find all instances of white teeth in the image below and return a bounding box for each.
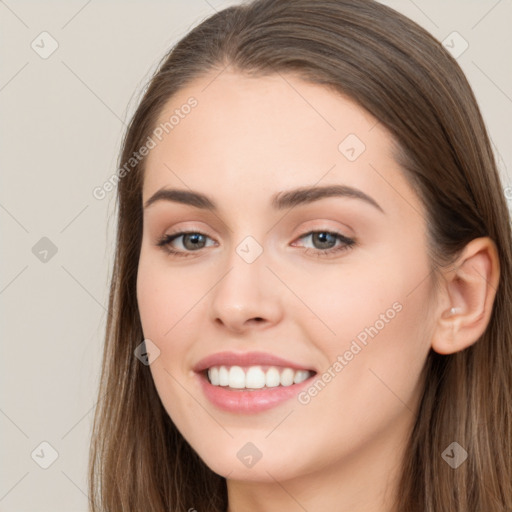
[246,366,266,389]
[206,365,313,389]
[218,366,229,386]
[209,366,219,385]
[280,368,295,386]
[265,367,280,387]
[293,370,310,384]
[228,366,246,388]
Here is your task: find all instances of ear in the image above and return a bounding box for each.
[431,237,500,355]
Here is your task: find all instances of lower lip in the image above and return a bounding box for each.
[196,371,316,413]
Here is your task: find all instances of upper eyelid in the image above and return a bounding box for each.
[162,218,353,238]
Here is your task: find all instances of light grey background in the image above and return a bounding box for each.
[1,1,511,510]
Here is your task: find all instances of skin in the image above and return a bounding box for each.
[136,68,499,512]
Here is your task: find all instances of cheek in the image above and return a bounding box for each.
[136,254,206,434]
[293,279,431,454]
[136,258,169,340]
[136,251,204,340]
[296,248,433,399]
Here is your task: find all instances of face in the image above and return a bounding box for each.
[136,70,437,483]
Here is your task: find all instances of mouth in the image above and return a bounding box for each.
[192,351,318,412]
[196,364,318,413]
[202,365,317,391]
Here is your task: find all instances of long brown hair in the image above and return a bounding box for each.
[88,0,512,510]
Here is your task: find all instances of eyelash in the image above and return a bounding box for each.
[155,230,356,258]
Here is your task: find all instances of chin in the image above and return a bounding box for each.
[194,443,308,483]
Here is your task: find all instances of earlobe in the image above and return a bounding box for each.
[431,237,500,355]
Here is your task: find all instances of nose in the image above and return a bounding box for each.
[209,248,284,334]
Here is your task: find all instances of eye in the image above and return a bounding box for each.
[156,231,216,257]
[155,229,356,258]
[292,230,356,257]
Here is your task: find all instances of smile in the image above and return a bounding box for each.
[206,365,314,389]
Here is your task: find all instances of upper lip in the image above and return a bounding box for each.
[193,351,316,373]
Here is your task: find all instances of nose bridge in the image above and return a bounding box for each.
[208,231,283,330]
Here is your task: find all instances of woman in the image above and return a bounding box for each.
[88,0,512,510]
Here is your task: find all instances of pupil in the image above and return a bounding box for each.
[184,233,205,250]
[313,232,335,249]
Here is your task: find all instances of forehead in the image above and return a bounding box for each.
[141,70,418,220]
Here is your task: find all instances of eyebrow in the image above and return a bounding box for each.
[143,184,384,213]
